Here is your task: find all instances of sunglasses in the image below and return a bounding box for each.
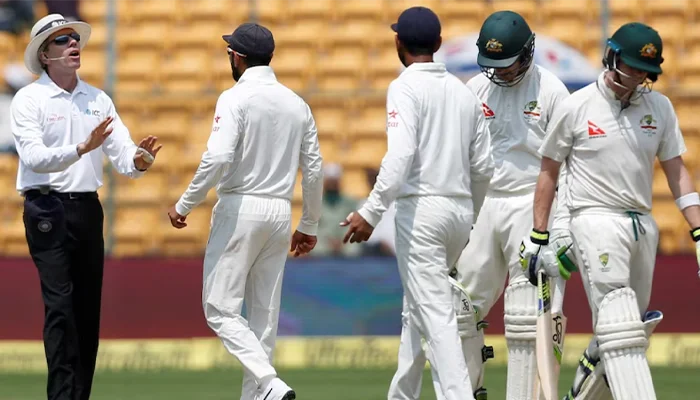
[226,47,246,57]
[52,32,81,46]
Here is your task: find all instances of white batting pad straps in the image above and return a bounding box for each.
[596,288,656,400]
[504,282,538,400]
[675,192,700,210]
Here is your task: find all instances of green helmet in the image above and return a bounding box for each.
[605,22,664,77]
[476,10,535,86]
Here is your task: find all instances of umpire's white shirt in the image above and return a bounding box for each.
[175,66,323,235]
[358,62,494,226]
[467,64,571,195]
[540,71,686,213]
[11,72,144,193]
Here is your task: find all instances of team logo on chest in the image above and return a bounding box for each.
[587,120,606,138]
[522,100,542,123]
[639,114,657,137]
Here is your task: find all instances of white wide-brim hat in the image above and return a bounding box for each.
[24,14,91,75]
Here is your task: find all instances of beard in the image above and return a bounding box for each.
[230,58,242,81]
[398,49,408,68]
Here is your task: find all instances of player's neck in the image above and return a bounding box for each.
[47,69,78,93]
[404,55,434,67]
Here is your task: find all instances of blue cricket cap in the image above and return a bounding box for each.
[390,6,441,48]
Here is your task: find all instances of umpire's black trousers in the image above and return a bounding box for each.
[23,190,105,400]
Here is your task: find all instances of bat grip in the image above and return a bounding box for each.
[551,277,566,314]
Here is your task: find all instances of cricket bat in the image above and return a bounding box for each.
[535,269,558,400]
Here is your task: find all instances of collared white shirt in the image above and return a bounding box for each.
[358,62,494,227]
[11,72,143,194]
[175,66,323,235]
[540,71,686,213]
[467,64,571,195]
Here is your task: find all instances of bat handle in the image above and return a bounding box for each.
[551,277,566,315]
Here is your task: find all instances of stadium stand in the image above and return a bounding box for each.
[1,0,699,256]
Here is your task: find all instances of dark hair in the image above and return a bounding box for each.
[245,54,272,67]
[404,44,435,57]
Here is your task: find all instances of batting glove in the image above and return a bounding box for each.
[519,229,562,286]
[550,229,579,280]
[691,228,700,279]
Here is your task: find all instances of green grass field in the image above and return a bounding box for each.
[1,366,699,399]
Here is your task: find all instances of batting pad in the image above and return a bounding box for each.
[504,281,538,400]
[596,288,656,400]
[569,310,663,400]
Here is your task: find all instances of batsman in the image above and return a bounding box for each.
[521,22,700,400]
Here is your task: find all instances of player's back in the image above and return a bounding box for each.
[215,67,316,201]
[392,62,484,199]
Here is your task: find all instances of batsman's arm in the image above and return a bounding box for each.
[357,80,417,227]
[660,156,700,229]
[297,104,324,236]
[176,93,242,216]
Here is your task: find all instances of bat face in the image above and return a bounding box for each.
[536,271,558,400]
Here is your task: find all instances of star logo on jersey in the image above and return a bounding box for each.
[640,43,658,59]
[587,120,606,138]
[214,115,221,123]
[523,100,542,123]
[639,114,657,137]
[387,110,399,128]
[481,103,495,120]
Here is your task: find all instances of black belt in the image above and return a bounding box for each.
[24,189,98,200]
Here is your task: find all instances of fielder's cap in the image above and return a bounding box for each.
[391,6,441,48]
[222,23,275,58]
[24,14,91,75]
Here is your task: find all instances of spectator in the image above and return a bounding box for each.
[363,167,396,256]
[313,163,362,257]
[0,0,34,34]
[45,0,80,21]
[0,63,33,154]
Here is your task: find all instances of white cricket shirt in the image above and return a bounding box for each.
[175,66,323,235]
[467,64,571,195]
[358,62,494,227]
[539,71,686,213]
[11,72,144,193]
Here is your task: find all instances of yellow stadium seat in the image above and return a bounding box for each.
[271,46,314,86]
[645,17,685,51]
[319,137,342,164]
[0,31,17,56]
[87,22,108,50]
[340,166,372,199]
[273,21,327,50]
[347,102,387,139]
[117,22,171,52]
[288,0,334,21]
[652,167,671,197]
[78,48,106,88]
[159,50,213,90]
[342,137,387,170]
[173,21,228,50]
[335,0,385,21]
[606,0,643,34]
[111,206,162,257]
[440,0,488,37]
[79,0,108,23]
[256,0,287,25]
[652,198,687,254]
[675,97,700,137]
[118,0,179,23]
[113,171,167,204]
[309,97,348,139]
[159,207,212,257]
[0,202,29,257]
[315,46,367,83]
[490,0,539,25]
[677,53,700,93]
[325,20,378,49]
[386,0,440,22]
[117,49,161,84]
[182,0,249,25]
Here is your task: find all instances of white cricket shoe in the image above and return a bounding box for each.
[256,377,296,400]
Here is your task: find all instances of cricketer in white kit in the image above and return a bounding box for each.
[167,23,323,400]
[521,22,700,400]
[342,7,494,400]
[385,11,577,400]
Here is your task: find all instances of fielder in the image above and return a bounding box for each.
[520,22,700,400]
[341,7,494,400]
[167,23,323,400]
[385,11,576,400]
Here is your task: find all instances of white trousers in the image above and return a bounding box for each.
[202,194,291,400]
[389,196,474,400]
[570,210,658,323]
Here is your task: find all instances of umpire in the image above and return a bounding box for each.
[11,14,161,400]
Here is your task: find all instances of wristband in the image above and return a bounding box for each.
[690,227,700,242]
[676,192,700,211]
[530,229,549,245]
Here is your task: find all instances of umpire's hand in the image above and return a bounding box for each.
[340,211,374,244]
[291,230,317,257]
